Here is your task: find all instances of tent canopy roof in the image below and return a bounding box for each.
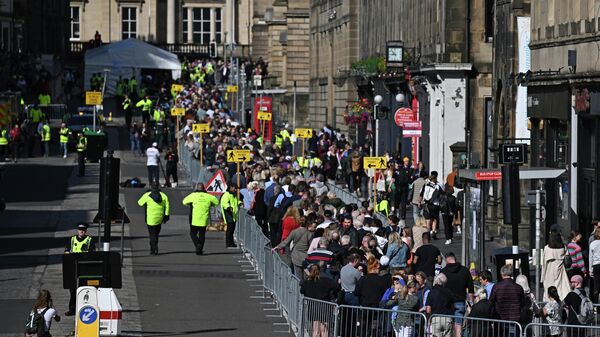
[84,38,180,70]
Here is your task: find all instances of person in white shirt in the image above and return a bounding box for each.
[589,227,600,303]
[29,289,60,334]
[146,142,161,185]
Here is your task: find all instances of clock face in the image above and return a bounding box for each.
[387,47,403,62]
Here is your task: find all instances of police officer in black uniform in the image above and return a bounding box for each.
[64,222,95,316]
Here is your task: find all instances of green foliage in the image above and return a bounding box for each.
[350,56,386,75]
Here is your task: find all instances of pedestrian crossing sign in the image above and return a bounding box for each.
[294,128,313,138]
[171,84,184,93]
[85,91,102,105]
[206,170,227,195]
[227,150,251,163]
[257,111,272,121]
[363,157,387,169]
[170,107,185,116]
[192,123,210,133]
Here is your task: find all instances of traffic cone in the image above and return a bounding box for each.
[108,112,113,121]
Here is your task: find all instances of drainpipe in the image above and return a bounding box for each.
[465,0,472,168]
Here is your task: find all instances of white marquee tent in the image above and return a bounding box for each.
[84,38,181,96]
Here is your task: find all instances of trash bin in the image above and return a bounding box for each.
[84,131,107,163]
[491,247,530,280]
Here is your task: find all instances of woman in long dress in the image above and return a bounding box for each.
[541,231,571,300]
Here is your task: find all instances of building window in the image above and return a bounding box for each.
[122,7,137,40]
[183,8,218,44]
[182,9,188,42]
[193,8,211,44]
[215,8,222,43]
[70,6,80,41]
[485,0,494,42]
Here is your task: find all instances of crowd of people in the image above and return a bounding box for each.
[104,53,600,337]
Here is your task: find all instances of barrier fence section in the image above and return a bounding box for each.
[429,313,523,337]
[326,183,388,224]
[26,104,68,121]
[236,208,303,334]
[524,322,600,337]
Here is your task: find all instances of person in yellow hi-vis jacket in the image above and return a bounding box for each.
[220,185,239,247]
[182,183,219,255]
[137,184,170,255]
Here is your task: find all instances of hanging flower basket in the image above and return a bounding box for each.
[343,98,372,126]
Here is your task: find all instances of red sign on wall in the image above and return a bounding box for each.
[394,107,415,127]
[475,171,502,181]
[253,97,273,140]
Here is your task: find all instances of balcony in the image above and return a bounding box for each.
[69,41,251,59]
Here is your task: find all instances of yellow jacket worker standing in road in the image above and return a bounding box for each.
[137,184,170,255]
[220,185,239,248]
[182,183,219,255]
[64,222,96,316]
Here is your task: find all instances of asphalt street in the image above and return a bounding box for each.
[0,124,293,337]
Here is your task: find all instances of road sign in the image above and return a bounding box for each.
[206,170,227,195]
[227,150,251,163]
[257,111,272,121]
[294,128,313,138]
[253,75,262,86]
[227,85,238,93]
[402,121,422,137]
[77,305,100,336]
[192,123,210,133]
[500,143,528,164]
[85,91,103,105]
[363,157,387,169]
[171,84,184,93]
[475,170,502,181]
[170,107,185,116]
[394,107,415,127]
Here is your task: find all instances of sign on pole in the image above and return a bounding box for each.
[192,123,210,133]
[363,157,387,169]
[394,107,415,127]
[170,107,185,116]
[500,143,528,164]
[227,85,238,93]
[85,91,103,105]
[257,111,272,121]
[294,128,313,138]
[227,150,251,163]
[253,75,262,87]
[402,121,423,137]
[76,305,100,337]
[171,84,184,93]
[205,170,227,195]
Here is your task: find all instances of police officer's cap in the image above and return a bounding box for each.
[77,222,88,230]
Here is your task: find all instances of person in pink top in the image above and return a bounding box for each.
[567,230,587,276]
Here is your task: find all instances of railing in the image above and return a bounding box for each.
[236,208,303,333]
[326,183,388,225]
[69,40,251,58]
[26,104,68,121]
[524,322,600,337]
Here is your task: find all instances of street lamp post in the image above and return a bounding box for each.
[374,95,383,156]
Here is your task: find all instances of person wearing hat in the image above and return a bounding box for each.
[64,222,95,316]
[137,184,170,255]
[220,184,240,247]
[182,183,219,255]
[146,142,161,185]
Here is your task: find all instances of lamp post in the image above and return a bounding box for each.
[374,95,383,156]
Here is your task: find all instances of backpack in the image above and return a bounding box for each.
[574,289,594,324]
[24,307,48,337]
[422,181,441,205]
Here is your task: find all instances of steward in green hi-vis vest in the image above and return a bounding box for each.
[137,185,170,255]
[65,223,95,253]
[182,183,219,255]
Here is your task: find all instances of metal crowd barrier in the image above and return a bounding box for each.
[326,183,389,224]
[524,322,600,337]
[429,313,523,337]
[236,208,303,334]
[26,104,68,121]
[300,298,338,337]
[178,141,214,185]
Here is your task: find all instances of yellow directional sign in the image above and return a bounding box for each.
[363,157,387,169]
[192,123,210,133]
[76,304,100,337]
[227,85,238,93]
[85,91,102,105]
[294,128,313,139]
[171,84,184,93]
[227,150,251,163]
[257,111,272,121]
[170,107,185,116]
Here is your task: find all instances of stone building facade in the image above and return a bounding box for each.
[527,0,600,240]
[69,0,252,47]
[308,0,360,130]
[249,0,311,128]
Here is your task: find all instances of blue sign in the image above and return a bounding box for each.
[79,306,98,325]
